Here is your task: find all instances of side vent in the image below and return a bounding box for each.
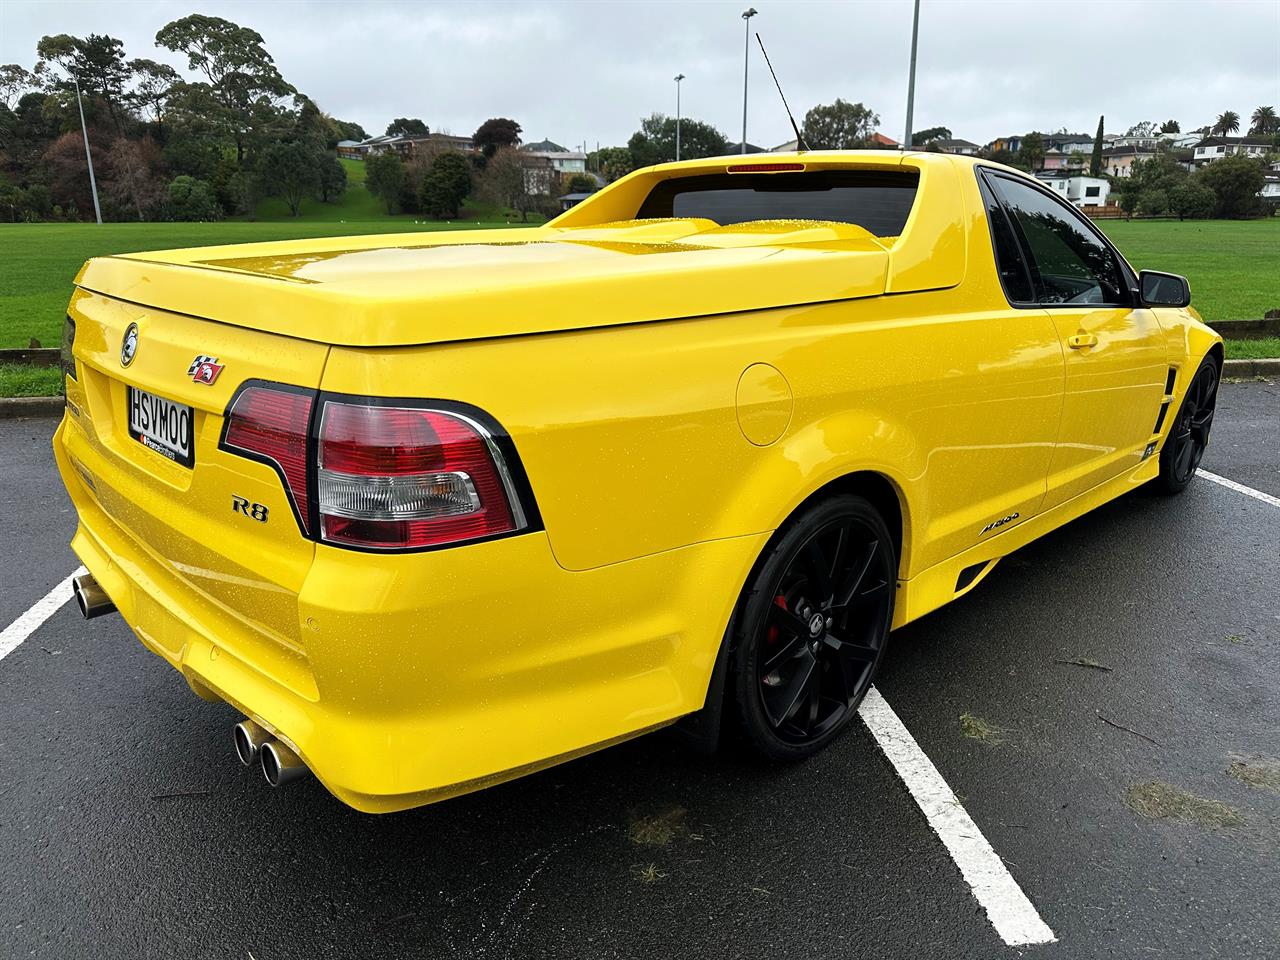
[955,560,992,593]
[1152,366,1178,435]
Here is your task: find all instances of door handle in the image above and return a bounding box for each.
[1067,333,1099,350]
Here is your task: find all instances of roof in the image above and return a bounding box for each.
[336,139,361,147]
[1101,145,1157,157]
[725,141,766,154]
[932,138,977,148]
[1196,135,1272,147]
[560,192,595,201]
[869,132,901,147]
[523,139,567,152]
[525,151,587,160]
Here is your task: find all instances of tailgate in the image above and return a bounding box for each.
[60,287,328,689]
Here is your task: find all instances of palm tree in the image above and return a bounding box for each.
[1251,105,1278,135]
[1213,110,1240,136]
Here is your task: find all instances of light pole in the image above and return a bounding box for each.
[72,71,102,224]
[903,0,920,149]
[740,7,757,153]
[674,73,686,160]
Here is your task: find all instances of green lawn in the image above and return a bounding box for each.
[0,362,62,397]
[1225,336,1280,361]
[0,219,530,348]
[2,214,1277,352]
[1098,218,1280,322]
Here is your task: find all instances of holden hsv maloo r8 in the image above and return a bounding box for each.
[55,152,1222,812]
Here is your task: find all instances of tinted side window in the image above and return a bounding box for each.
[991,176,1127,306]
[635,171,919,237]
[978,176,1034,303]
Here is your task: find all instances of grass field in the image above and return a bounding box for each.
[1,214,1276,352]
[1097,218,1280,322]
[0,362,62,397]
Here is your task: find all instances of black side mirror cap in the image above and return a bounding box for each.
[1138,270,1191,308]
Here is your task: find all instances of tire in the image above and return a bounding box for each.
[729,494,896,762]
[1155,356,1219,495]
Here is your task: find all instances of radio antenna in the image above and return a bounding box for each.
[755,32,809,152]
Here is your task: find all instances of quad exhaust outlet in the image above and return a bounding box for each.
[232,719,311,787]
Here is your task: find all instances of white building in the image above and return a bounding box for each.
[1193,136,1272,164]
[1035,172,1111,208]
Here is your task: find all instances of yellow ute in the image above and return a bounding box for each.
[55,152,1222,812]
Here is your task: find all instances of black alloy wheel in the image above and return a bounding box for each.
[731,495,896,760]
[1157,357,1219,494]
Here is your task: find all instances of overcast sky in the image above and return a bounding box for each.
[3,0,1278,150]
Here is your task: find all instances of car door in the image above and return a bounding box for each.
[985,172,1168,509]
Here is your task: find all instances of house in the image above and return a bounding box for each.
[1192,136,1273,164]
[336,139,364,159]
[931,137,978,155]
[1110,133,1160,151]
[1158,131,1201,150]
[354,132,475,159]
[522,149,587,175]
[868,132,900,149]
[1100,145,1156,178]
[522,139,567,153]
[988,135,1023,154]
[1262,172,1280,209]
[559,191,594,211]
[725,141,767,154]
[1044,133,1095,155]
[1034,171,1110,208]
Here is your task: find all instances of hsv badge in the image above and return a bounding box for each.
[188,355,224,385]
[120,323,139,367]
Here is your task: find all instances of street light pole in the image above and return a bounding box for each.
[73,71,102,224]
[674,73,685,160]
[903,0,920,149]
[741,8,757,153]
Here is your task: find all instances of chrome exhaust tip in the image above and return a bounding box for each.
[261,740,310,788]
[72,573,116,620]
[233,719,271,767]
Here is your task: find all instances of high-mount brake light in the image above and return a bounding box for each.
[317,402,522,550]
[222,385,314,533]
[726,162,806,173]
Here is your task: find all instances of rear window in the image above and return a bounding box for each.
[635,170,919,237]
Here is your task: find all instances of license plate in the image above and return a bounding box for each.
[127,386,194,467]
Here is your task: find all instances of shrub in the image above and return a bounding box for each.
[419,150,472,219]
[166,175,219,221]
[1169,181,1216,220]
[1195,154,1266,219]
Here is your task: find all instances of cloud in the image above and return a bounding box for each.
[2,0,1277,148]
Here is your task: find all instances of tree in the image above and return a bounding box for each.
[155,14,295,162]
[1016,131,1045,171]
[472,117,522,159]
[331,118,367,142]
[127,58,179,132]
[167,175,219,220]
[257,140,320,216]
[1169,181,1215,220]
[1212,110,1240,136]
[1136,188,1170,217]
[590,146,633,182]
[476,146,559,221]
[365,149,405,213]
[800,99,879,149]
[911,126,951,145]
[35,34,132,133]
[1160,119,1180,134]
[1089,115,1104,177]
[317,153,347,203]
[565,174,595,193]
[1251,106,1278,136]
[1125,120,1158,138]
[1195,154,1265,218]
[419,150,471,218]
[385,117,428,136]
[0,64,34,109]
[627,113,728,166]
[104,136,163,220]
[1114,152,1189,217]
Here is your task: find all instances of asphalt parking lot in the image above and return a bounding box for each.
[2,379,1277,960]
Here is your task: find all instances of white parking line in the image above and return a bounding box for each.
[0,566,85,664]
[858,686,1057,947]
[1199,469,1280,509]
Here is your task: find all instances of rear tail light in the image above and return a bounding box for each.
[318,403,519,549]
[219,383,534,552]
[222,385,315,533]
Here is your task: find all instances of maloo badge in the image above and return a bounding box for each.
[120,323,139,367]
[188,355,224,385]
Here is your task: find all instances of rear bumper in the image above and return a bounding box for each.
[55,417,765,812]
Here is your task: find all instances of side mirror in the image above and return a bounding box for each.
[1138,270,1191,308]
